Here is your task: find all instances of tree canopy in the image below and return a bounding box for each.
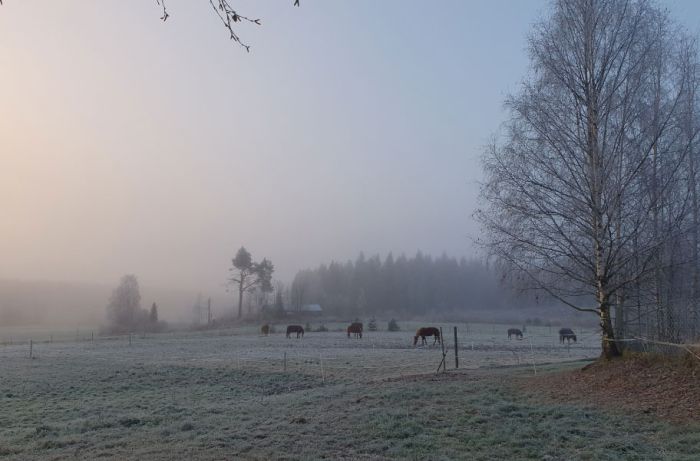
[229,247,274,318]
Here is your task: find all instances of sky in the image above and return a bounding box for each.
[2,0,700,296]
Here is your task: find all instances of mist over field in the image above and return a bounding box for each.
[3,2,700,460]
[1,0,699,330]
[0,0,551,327]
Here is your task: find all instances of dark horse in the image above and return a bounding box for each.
[507,328,523,340]
[559,328,577,343]
[286,325,304,338]
[414,327,441,346]
[261,324,270,336]
[347,322,363,339]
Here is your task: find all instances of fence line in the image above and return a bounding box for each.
[605,336,700,361]
[2,327,602,381]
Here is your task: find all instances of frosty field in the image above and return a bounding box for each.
[1,323,697,460]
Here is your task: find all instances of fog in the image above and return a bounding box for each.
[2,1,700,325]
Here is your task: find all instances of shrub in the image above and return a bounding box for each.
[368,317,378,331]
[317,324,328,332]
[388,319,400,331]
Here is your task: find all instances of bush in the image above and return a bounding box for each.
[368,317,378,331]
[316,323,328,332]
[388,319,400,331]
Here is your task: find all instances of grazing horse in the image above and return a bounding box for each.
[559,328,577,344]
[414,327,441,346]
[286,325,304,339]
[347,322,363,339]
[507,328,523,340]
[261,324,270,336]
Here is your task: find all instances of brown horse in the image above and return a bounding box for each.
[507,328,523,340]
[414,327,441,346]
[347,322,363,339]
[261,324,270,336]
[286,325,304,338]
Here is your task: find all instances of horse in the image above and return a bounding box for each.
[507,328,523,340]
[286,325,304,338]
[347,322,363,339]
[414,327,441,346]
[559,328,577,343]
[261,324,270,336]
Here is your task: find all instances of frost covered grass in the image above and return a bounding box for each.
[0,324,694,459]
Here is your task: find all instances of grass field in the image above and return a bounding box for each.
[1,323,697,460]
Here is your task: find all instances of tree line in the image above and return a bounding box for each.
[289,252,516,318]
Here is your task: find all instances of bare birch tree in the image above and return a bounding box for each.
[156,0,299,51]
[1,1,300,52]
[478,0,697,358]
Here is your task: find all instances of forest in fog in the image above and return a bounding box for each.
[287,252,534,318]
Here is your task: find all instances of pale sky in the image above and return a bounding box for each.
[2,0,700,295]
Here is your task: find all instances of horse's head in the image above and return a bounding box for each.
[413,335,419,346]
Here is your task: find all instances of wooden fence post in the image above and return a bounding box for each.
[436,327,447,374]
[320,353,325,383]
[29,339,33,359]
[454,326,459,369]
[528,337,537,375]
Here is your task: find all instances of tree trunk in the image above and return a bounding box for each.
[238,282,244,319]
[600,301,621,359]
[689,106,699,340]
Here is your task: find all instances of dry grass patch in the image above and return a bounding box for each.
[521,354,700,424]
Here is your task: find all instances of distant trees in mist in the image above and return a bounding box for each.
[228,247,274,319]
[104,275,165,334]
[289,252,515,318]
